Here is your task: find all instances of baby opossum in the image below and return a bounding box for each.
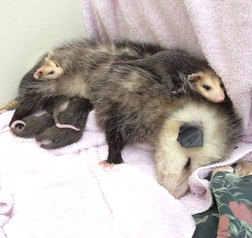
[33,51,64,80]
[113,49,225,103]
[52,96,82,131]
[36,97,93,149]
[10,112,55,138]
[87,64,242,197]
[9,39,165,126]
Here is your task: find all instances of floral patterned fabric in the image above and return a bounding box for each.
[193,171,252,238]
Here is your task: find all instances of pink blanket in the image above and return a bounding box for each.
[83,0,252,136]
[1,0,252,237]
[0,110,196,237]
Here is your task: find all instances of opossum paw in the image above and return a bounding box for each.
[10,120,26,132]
[211,166,234,178]
[235,161,252,177]
[99,160,115,169]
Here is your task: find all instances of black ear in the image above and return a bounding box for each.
[177,122,203,148]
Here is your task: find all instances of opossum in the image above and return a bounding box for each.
[9,39,165,126]
[113,49,225,103]
[87,64,242,197]
[154,99,242,198]
[33,51,64,80]
[10,112,54,138]
[52,96,82,131]
[35,97,93,149]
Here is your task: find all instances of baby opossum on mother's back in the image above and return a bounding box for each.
[9,39,165,126]
[113,49,225,103]
[87,64,242,198]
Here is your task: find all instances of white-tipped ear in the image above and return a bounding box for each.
[33,72,39,79]
[34,68,42,79]
[45,50,54,61]
[47,50,54,58]
[188,73,201,83]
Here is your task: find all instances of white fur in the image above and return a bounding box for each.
[155,101,234,198]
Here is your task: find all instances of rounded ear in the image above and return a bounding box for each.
[45,50,54,61]
[47,50,54,58]
[34,69,42,79]
[188,73,201,83]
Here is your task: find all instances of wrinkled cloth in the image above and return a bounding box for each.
[0,110,195,238]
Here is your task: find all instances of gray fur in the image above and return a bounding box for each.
[35,97,92,149]
[87,64,242,196]
[10,112,54,138]
[22,39,165,98]
[88,64,242,147]
[10,39,165,125]
[113,49,214,94]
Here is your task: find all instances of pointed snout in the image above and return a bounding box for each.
[212,92,225,103]
[159,174,190,199]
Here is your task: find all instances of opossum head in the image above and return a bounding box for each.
[154,101,241,198]
[188,71,225,103]
[34,51,64,80]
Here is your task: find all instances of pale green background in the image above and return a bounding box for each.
[0,0,86,107]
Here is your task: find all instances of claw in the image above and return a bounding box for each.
[99,160,115,169]
[235,161,252,177]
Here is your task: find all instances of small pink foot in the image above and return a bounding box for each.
[99,160,115,169]
[211,166,234,178]
[235,161,252,177]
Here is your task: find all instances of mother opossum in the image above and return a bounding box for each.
[87,64,243,198]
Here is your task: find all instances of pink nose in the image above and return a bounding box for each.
[214,95,225,103]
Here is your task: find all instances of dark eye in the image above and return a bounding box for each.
[47,71,54,75]
[56,63,60,67]
[185,157,191,169]
[220,83,224,88]
[202,85,211,90]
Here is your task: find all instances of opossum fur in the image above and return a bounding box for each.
[113,49,225,103]
[88,64,242,197]
[22,39,165,99]
[35,97,93,149]
[10,39,164,125]
[10,112,54,138]
[154,98,242,198]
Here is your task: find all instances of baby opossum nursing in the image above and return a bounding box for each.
[88,64,242,198]
[10,112,55,138]
[11,97,93,149]
[52,96,83,131]
[36,97,92,149]
[113,49,225,103]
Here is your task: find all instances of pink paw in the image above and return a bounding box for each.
[99,160,115,169]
